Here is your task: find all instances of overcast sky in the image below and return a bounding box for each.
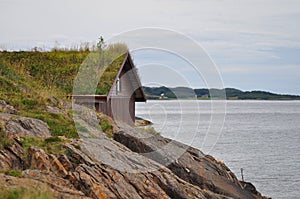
[1,0,300,94]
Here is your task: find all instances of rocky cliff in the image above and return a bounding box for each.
[0,102,269,199]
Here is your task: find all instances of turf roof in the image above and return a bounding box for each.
[96,53,127,95]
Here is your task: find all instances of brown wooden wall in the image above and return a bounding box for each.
[109,96,134,126]
[107,61,136,126]
[95,101,107,114]
[109,66,133,97]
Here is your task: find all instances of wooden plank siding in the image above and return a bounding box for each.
[107,59,137,126]
[109,97,133,126]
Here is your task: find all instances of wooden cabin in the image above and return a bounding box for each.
[72,52,147,126]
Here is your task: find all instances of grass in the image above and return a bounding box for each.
[21,111,78,139]
[142,126,160,135]
[95,112,114,138]
[99,116,113,138]
[72,48,128,95]
[0,188,53,199]
[0,45,128,96]
[0,125,12,150]
[96,53,127,95]
[75,122,89,133]
[1,170,22,178]
[20,136,69,156]
[0,45,129,140]
[0,51,89,94]
[0,59,79,138]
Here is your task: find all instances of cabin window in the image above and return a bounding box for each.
[116,77,121,93]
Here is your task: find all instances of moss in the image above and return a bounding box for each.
[1,170,22,178]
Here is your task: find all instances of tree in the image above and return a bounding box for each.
[97,36,105,50]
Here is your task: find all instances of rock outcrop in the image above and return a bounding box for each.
[114,125,268,199]
[0,113,51,138]
[0,137,212,199]
[0,110,269,199]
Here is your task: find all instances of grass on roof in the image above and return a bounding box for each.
[96,53,127,95]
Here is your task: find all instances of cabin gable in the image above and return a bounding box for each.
[72,51,146,126]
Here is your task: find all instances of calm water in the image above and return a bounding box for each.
[136,100,300,199]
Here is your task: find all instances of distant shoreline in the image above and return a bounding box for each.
[146,98,300,101]
[143,86,300,101]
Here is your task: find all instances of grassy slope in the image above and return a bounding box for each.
[0,50,90,138]
[0,47,127,139]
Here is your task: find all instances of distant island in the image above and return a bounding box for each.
[143,86,300,100]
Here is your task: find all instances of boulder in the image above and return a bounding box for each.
[0,113,51,138]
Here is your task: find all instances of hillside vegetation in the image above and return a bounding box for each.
[0,50,89,138]
[0,44,127,138]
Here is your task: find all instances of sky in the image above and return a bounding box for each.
[1,0,300,94]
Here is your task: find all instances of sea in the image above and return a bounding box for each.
[136,100,300,199]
